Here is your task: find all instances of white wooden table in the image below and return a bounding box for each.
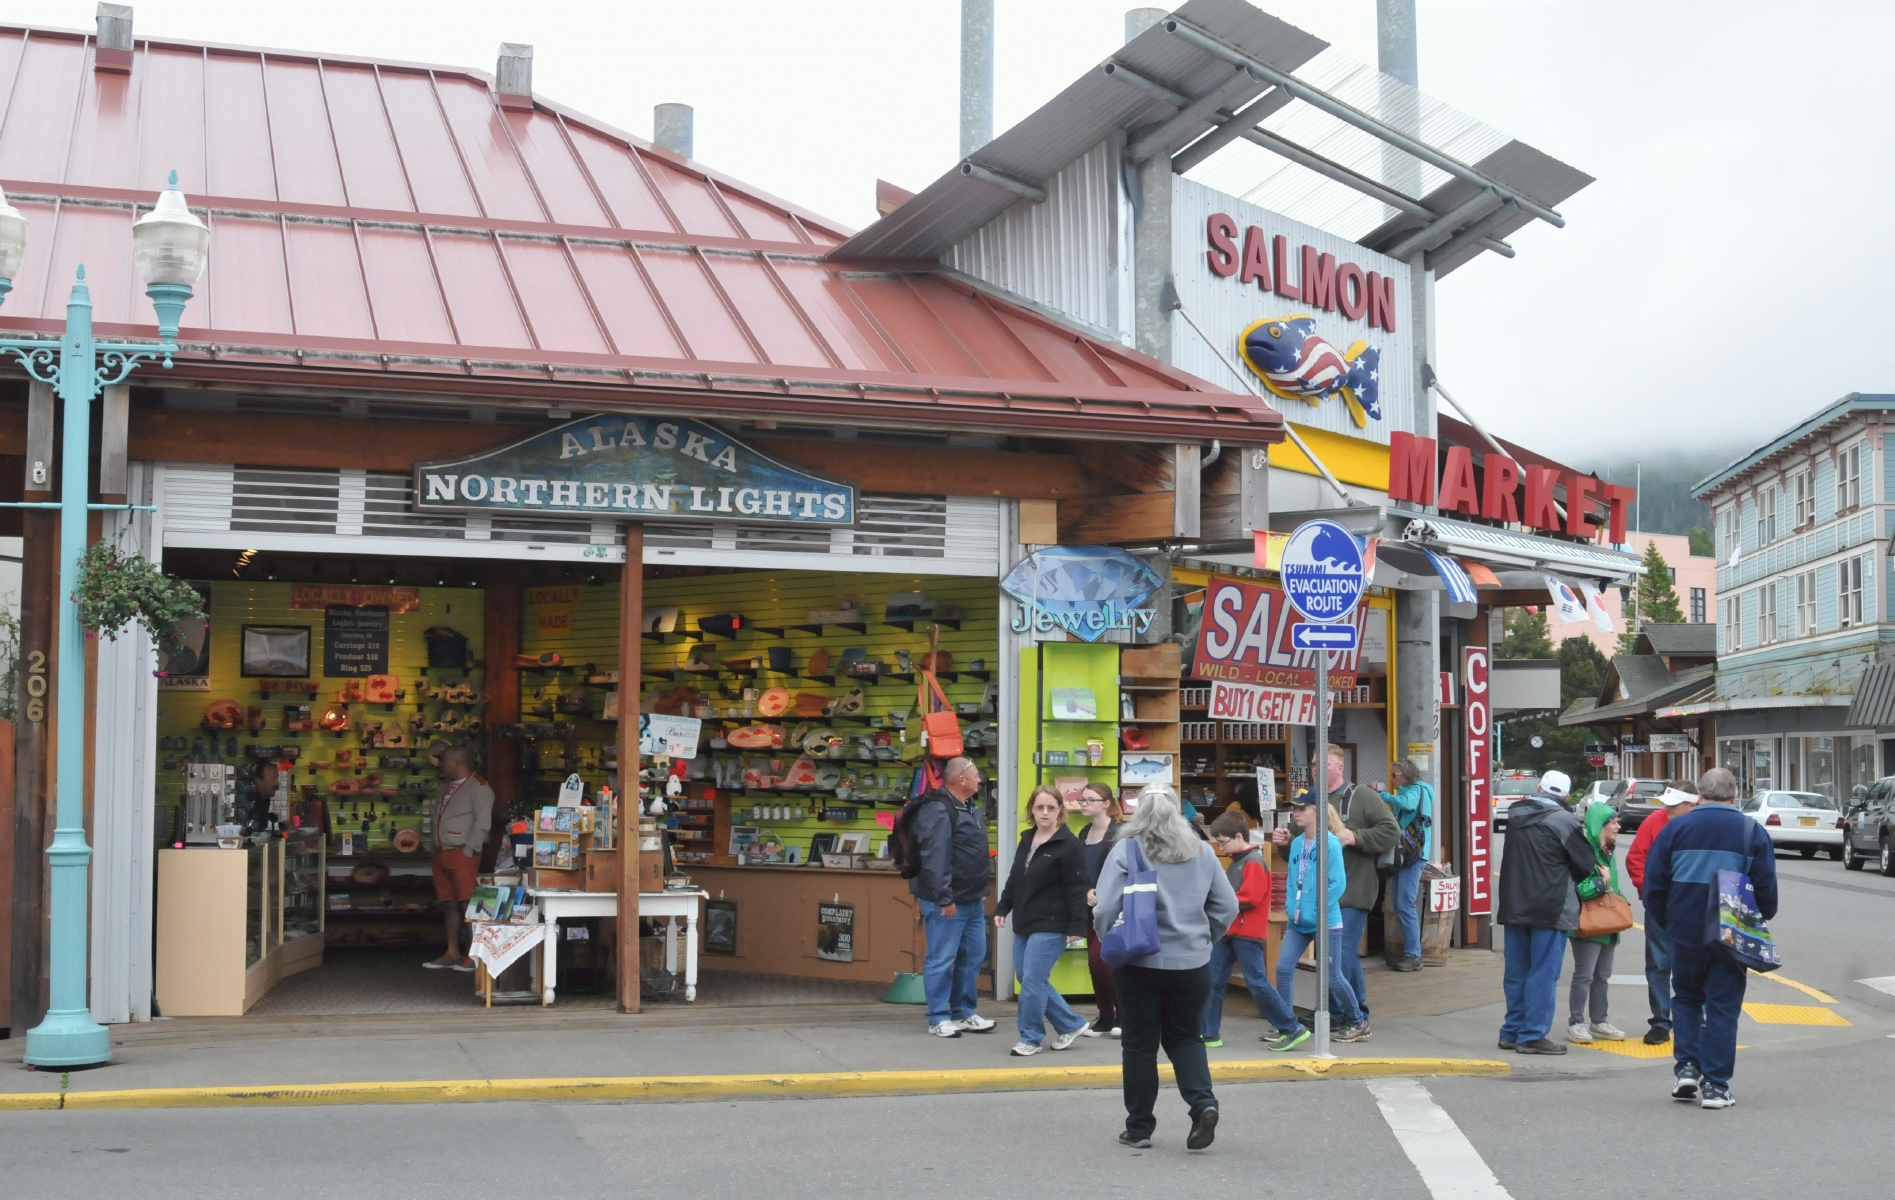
[528,889,707,1005]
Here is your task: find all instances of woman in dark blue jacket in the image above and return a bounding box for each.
[996,785,1092,1056]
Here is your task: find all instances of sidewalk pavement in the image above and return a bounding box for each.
[0,944,1872,1108]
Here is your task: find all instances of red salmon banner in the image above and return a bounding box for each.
[289,585,422,613]
[1191,575,1364,689]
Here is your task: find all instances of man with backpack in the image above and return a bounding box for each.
[1644,768,1777,1109]
[895,756,996,1038]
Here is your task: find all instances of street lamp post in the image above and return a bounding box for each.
[0,170,207,1067]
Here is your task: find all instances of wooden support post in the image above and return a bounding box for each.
[483,568,523,820]
[10,510,54,1029]
[616,528,644,1013]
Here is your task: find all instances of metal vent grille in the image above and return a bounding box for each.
[736,525,835,553]
[364,472,465,539]
[851,495,947,557]
[229,468,339,535]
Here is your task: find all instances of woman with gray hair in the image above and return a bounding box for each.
[1094,785,1238,1152]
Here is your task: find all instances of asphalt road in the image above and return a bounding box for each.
[1,822,1885,1199]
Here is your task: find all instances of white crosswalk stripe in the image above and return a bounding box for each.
[1857,976,1895,996]
[1368,1078,1512,1199]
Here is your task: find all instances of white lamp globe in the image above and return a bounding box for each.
[131,170,209,289]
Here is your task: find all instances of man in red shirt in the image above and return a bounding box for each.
[1625,784,1698,1044]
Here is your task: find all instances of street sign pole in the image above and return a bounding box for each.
[1312,646,1332,1058]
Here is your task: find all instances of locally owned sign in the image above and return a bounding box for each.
[415,415,856,527]
[290,585,421,613]
[1192,575,1364,691]
[1464,647,1493,918]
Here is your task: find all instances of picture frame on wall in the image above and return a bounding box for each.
[240,625,312,678]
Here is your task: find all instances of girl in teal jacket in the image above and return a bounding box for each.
[1567,802,1628,1043]
[1274,796,1366,1040]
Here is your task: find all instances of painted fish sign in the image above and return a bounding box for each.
[1239,315,1381,428]
[414,415,856,526]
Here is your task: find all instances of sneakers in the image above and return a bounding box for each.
[1078,1026,1103,1038]
[1394,955,1423,972]
[1266,1027,1312,1053]
[1699,1083,1736,1109]
[1332,1020,1372,1043]
[1671,1063,1702,1100]
[1643,1027,1671,1046]
[1497,1038,1516,1051]
[1515,1039,1567,1055]
[1109,1026,1121,1038]
[1117,1130,1152,1149]
[1186,1106,1219,1151]
[1590,1021,1628,1041]
[956,1014,997,1033]
[1009,1041,1043,1056]
[1567,1022,1594,1043]
[929,1022,963,1039]
[1200,1035,1224,1049]
[1050,1029,1084,1051]
[1089,1016,1116,1035]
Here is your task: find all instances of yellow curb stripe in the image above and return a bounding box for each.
[1750,970,1837,1004]
[0,1092,64,1111]
[5,1058,1508,1112]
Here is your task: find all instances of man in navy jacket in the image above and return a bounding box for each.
[1644,767,1777,1110]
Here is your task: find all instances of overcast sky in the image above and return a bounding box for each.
[4,0,1883,462]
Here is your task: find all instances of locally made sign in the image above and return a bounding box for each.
[415,415,857,527]
[1192,575,1365,691]
[1464,647,1493,918]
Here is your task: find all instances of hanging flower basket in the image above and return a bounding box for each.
[73,541,206,653]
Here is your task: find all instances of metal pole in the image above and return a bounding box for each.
[24,272,111,1067]
[1311,650,1333,1057]
[959,0,994,158]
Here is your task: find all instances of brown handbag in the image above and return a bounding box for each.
[1577,891,1634,938]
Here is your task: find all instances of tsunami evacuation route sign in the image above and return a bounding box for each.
[1279,518,1366,627]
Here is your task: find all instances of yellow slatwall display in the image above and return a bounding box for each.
[518,570,1000,861]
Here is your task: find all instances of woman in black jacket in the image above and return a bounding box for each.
[1076,781,1125,1035]
[996,785,1093,1056]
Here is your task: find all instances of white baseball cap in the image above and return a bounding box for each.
[1540,770,1572,798]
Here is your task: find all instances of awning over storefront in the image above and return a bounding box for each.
[1400,515,1641,582]
[1562,663,1715,727]
[1655,693,1853,721]
[1845,662,1895,729]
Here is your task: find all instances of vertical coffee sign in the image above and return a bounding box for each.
[324,606,390,676]
[1463,646,1492,918]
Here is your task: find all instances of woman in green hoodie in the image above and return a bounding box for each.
[1567,802,1629,1043]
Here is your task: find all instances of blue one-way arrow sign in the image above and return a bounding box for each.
[1291,622,1359,651]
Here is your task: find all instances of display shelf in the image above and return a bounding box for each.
[641,630,704,643]
[789,621,867,636]
[882,618,961,632]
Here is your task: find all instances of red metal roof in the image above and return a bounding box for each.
[0,23,1278,442]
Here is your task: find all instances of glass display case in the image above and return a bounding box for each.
[283,827,326,943]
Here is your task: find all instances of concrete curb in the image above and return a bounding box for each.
[0,1057,1508,1111]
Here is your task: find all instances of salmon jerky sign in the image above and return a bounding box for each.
[414,415,856,527]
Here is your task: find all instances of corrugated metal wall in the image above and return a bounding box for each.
[946,140,1123,340]
[1168,177,1415,446]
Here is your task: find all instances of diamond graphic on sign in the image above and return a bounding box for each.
[1000,546,1164,644]
[1279,519,1366,624]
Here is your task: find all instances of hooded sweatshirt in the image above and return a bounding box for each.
[1283,830,1347,934]
[1495,792,1595,930]
[1568,802,1625,944]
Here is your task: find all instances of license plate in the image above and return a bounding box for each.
[1799,817,1817,827]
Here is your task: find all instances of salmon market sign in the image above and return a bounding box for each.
[415,415,857,526]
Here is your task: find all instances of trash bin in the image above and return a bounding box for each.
[1421,865,1459,965]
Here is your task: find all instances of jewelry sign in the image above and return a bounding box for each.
[414,414,857,527]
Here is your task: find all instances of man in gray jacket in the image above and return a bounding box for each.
[910,757,997,1038]
[1495,770,1596,1054]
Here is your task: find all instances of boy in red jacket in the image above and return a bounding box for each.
[1200,811,1310,1052]
[1625,785,1697,1044]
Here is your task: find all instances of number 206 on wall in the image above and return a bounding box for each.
[24,648,46,722]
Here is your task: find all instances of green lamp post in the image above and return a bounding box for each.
[0,170,208,1067]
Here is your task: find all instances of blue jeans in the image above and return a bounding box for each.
[1672,940,1747,1086]
[1644,918,1674,1034]
[1500,925,1566,1044]
[1392,858,1426,959]
[921,898,986,1025]
[1014,931,1088,1045]
[1330,906,1371,1020]
[1277,925,1363,1025]
[1202,937,1301,1038]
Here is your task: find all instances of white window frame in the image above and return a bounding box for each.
[1840,555,1865,629]
[1756,485,1777,546]
[1792,470,1814,527]
[1721,503,1741,563]
[1795,569,1817,637]
[1757,583,1778,646]
[1720,596,1740,652]
[1838,443,1863,513]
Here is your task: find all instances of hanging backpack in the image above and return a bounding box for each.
[889,791,947,879]
[1100,838,1163,967]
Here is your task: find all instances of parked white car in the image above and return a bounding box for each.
[1490,773,1541,831]
[1740,790,1844,859]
